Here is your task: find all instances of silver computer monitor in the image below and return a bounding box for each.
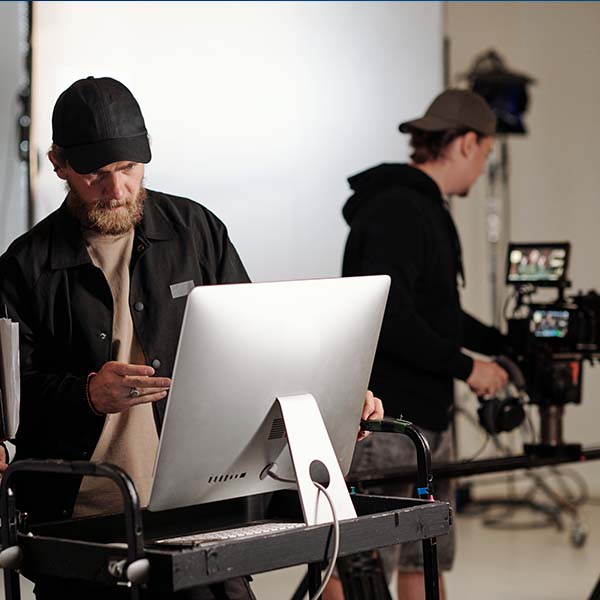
[147,275,390,512]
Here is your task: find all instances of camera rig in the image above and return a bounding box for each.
[503,242,600,458]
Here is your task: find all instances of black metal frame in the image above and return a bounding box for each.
[0,457,450,600]
[357,417,440,600]
[0,461,148,600]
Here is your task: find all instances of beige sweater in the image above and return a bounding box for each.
[73,229,159,517]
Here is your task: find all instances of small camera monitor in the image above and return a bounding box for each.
[530,308,571,339]
[506,242,570,286]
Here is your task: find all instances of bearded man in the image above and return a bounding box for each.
[0,76,254,600]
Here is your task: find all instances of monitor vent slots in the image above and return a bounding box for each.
[208,472,247,484]
[268,418,287,440]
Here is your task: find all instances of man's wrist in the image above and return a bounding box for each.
[452,352,475,382]
[86,372,103,416]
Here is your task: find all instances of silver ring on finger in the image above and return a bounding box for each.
[128,387,140,399]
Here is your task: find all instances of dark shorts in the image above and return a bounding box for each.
[349,426,456,579]
[33,576,256,600]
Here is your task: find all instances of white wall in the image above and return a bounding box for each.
[32,1,443,282]
[446,2,600,489]
[0,2,27,253]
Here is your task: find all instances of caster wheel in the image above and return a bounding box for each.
[570,522,588,548]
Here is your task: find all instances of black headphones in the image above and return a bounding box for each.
[477,356,527,435]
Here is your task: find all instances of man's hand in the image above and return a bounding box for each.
[89,362,171,414]
[0,444,7,473]
[466,359,509,397]
[357,390,384,441]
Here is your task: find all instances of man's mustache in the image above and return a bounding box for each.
[94,198,129,210]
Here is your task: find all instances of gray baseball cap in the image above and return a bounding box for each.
[399,89,496,136]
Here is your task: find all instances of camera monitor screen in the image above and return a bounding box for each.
[506,242,570,286]
[148,275,390,513]
[530,308,570,339]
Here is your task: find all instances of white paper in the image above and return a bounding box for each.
[0,318,20,439]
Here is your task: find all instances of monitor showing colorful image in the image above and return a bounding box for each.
[506,242,570,286]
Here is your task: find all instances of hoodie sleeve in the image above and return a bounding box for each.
[344,193,474,381]
[462,310,507,356]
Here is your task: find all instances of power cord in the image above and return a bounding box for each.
[267,468,340,600]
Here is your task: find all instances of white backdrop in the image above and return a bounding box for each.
[32,1,442,282]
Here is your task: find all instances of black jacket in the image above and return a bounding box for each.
[342,163,504,430]
[0,190,249,522]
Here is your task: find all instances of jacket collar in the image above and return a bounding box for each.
[49,190,175,270]
[137,190,175,241]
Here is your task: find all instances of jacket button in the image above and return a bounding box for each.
[60,509,69,518]
[98,332,108,340]
[136,243,145,252]
[134,302,145,312]
[82,451,90,459]
[151,359,161,369]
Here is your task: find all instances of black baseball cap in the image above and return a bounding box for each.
[52,76,151,174]
[399,88,497,137]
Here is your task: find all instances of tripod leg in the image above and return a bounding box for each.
[291,573,309,600]
[308,563,322,597]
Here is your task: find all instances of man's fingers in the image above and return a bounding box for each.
[130,390,169,406]
[110,362,155,377]
[361,390,375,419]
[123,375,171,389]
[371,396,384,420]
[0,446,7,472]
[129,386,169,397]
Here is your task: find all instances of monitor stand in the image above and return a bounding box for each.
[274,394,357,526]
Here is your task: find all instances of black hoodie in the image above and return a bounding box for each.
[342,163,504,430]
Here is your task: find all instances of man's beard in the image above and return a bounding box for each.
[67,186,147,235]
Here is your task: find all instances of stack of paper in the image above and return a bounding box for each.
[0,317,20,441]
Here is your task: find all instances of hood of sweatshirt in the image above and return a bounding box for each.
[342,163,442,225]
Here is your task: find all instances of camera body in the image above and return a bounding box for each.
[506,297,600,405]
[501,242,600,455]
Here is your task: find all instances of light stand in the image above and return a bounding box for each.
[485,136,510,326]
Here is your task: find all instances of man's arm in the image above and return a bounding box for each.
[462,311,507,356]
[0,254,106,454]
[462,312,510,395]
[350,201,508,396]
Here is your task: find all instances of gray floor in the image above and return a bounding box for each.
[5,504,600,599]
